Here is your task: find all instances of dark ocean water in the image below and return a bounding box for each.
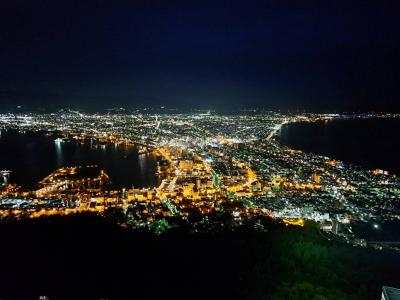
[280,118,400,175]
[281,118,400,241]
[0,130,159,188]
[352,220,400,241]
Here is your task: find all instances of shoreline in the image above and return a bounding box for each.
[276,116,400,177]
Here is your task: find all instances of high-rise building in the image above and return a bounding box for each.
[196,178,201,191]
[312,173,321,184]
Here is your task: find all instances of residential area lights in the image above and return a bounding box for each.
[0,111,399,247]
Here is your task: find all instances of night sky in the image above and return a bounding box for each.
[1,1,400,112]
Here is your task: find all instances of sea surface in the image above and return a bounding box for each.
[281,117,400,241]
[280,117,400,175]
[0,130,160,189]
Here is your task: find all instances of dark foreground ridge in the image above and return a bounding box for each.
[0,215,399,300]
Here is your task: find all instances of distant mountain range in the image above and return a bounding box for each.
[0,90,130,113]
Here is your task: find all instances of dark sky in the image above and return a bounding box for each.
[1,0,400,112]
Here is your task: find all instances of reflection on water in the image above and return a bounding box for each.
[0,130,160,189]
[2,174,8,185]
[139,153,147,176]
[55,139,64,166]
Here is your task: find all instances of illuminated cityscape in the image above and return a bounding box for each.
[2,1,400,298]
[1,111,400,252]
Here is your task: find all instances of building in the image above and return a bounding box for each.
[382,286,400,300]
